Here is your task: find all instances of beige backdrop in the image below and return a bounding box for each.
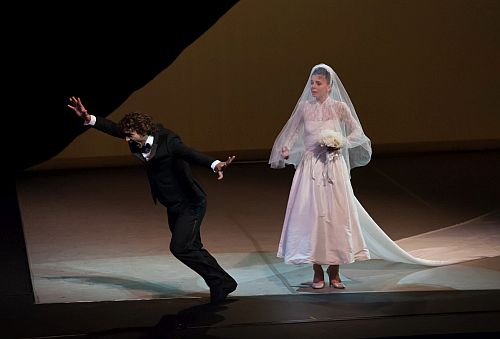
[36,0,500,169]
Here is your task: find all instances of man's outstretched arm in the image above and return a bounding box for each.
[68,96,123,138]
[169,135,235,180]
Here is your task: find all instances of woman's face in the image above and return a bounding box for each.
[310,75,330,102]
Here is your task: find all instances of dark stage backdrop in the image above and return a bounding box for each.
[6,1,239,173]
[9,0,500,172]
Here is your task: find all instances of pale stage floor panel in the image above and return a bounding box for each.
[16,151,500,304]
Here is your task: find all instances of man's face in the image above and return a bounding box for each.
[124,130,146,147]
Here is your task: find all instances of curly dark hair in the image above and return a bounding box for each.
[119,112,158,136]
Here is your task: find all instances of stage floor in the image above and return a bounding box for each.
[16,150,500,306]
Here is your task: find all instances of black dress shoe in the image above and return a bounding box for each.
[210,279,237,304]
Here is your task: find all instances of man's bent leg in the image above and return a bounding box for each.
[169,201,236,293]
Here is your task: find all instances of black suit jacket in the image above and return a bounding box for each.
[92,116,216,207]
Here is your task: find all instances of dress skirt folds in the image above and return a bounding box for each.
[277,117,371,265]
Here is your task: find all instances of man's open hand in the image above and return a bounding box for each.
[215,155,236,180]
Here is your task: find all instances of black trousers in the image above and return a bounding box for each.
[166,199,235,289]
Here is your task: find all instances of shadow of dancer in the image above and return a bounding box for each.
[85,301,235,338]
[142,301,235,339]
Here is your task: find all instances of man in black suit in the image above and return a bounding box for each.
[68,96,237,304]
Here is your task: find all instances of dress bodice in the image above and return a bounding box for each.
[302,98,342,150]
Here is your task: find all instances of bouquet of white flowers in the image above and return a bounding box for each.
[319,130,343,161]
[320,130,343,151]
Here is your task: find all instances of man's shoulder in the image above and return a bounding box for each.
[156,124,172,134]
[157,124,180,142]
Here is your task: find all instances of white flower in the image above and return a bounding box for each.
[320,130,343,149]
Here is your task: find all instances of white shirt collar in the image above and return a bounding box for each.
[145,135,154,146]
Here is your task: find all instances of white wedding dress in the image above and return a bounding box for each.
[277,98,371,265]
[277,97,494,267]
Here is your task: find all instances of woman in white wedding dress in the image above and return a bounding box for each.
[269,64,456,290]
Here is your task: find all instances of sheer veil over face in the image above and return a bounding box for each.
[269,63,372,172]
